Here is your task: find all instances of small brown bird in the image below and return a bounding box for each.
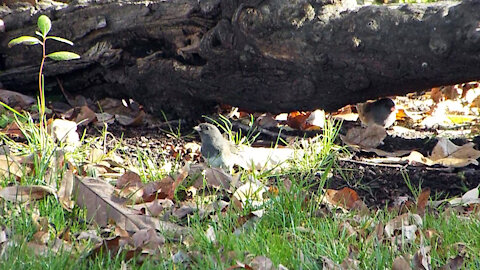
[356,98,396,128]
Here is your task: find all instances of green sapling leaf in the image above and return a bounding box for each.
[46,51,80,61]
[8,36,41,47]
[37,15,51,36]
[47,36,74,46]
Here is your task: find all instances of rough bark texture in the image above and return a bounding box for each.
[0,0,479,118]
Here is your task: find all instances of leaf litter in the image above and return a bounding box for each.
[0,83,479,268]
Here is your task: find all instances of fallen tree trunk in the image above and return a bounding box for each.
[0,0,479,118]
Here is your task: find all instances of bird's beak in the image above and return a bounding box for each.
[193,126,201,132]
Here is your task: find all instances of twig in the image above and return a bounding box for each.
[338,158,455,172]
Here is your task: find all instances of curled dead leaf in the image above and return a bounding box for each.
[341,125,387,149]
[0,185,55,203]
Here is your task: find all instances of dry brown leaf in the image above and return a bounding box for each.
[412,245,431,270]
[58,170,75,211]
[88,235,134,259]
[77,230,102,244]
[141,178,174,202]
[32,231,50,244]
[88,148,105,163]
[429,87,443,103]
[95,112,115,126]
[339,222,357,238]
[341,125,387,149]
[416,188,430,217]
[404,138,480,168]
[132,199,174,217]
[1,122,24,138]
[404,151,435,166]
[325,187,362,210]
[439,255,464,270]
[322,256,342,270]
[115,111,145,126]
[340,246,359,270]
[385,213,422,238]
[116,171,142,189]
[392,256,412,270]
[0,154,28,179]
[191,167,232,190]
[366,222,384,243]
[0,89,35,108]
[256,113,278,129]
[287,111,311,130]
[131,228,165,250]
[0,185,55,203]
[250,256,275,270]
[76,105,97,126]
[305,109,325,129]
[73,176,187,236]
[171,164,190,199]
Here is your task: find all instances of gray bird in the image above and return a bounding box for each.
[194,123,302,171]
[194,123,239,170]
[356,98,397,128]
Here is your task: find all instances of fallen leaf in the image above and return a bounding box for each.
[287,111,310,130]
[449,186,480,206]
[305,109,325,129]
[322,256,342,270]
[384,213,422,238]
[58,170,75,211]
[115,111,145,126]
[116,171,143,189]
[131,228,165,249]
[76,105,97,126]
[89,235,134,259]
[191,167,232,190]
[250,256,275,270]
[439,255,464,270]
[233,181,268,207]
[0,154,28,179]
[73,176,187,236]
[77,230,102,244]
[325,187,362,210]
[0,185,55,203]
[340,125,387,149]
[1,122,24,138]
[412,245,431,270]
[392,256,412,270]
[132,199,174,217]
[256,113,278,129]
[141,177,174,202]
[95,112,115,126]
[0,89,35,108]
[416,188,430,216]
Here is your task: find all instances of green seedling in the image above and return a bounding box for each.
[8,15,80,127]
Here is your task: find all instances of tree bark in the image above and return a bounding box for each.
[0,0,479,118]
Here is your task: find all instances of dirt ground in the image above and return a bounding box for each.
[97,120,480,209]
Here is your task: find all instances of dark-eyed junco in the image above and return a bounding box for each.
[194,123,302,171]
[194,123,238,170]
[356,98,396,128]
